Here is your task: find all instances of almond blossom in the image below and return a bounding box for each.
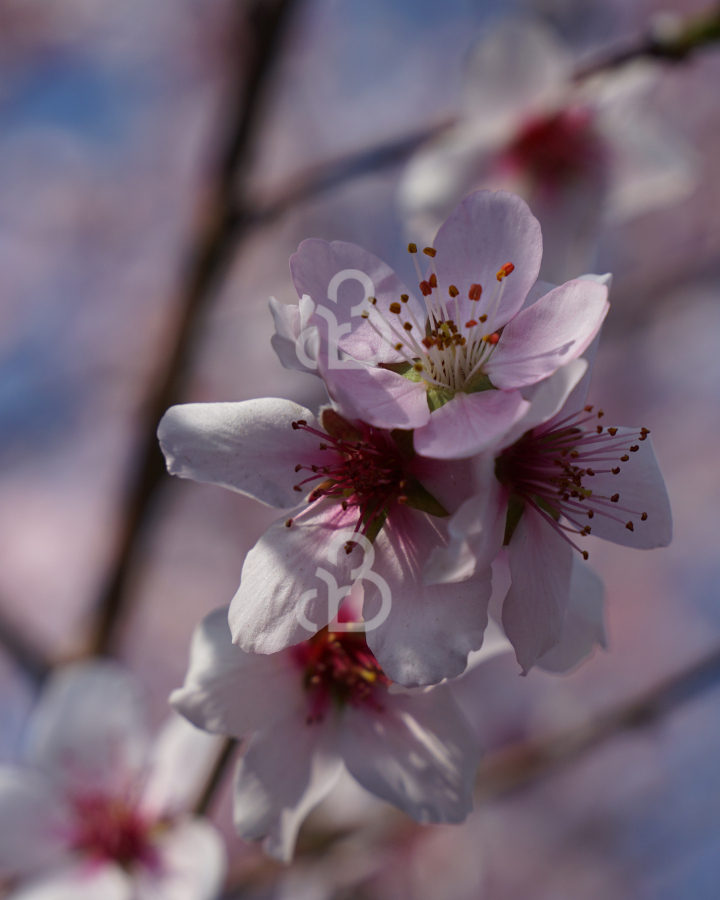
[171,605,485,863]
[424,351,672,673]
[0,661,226,900]
[158,399,492,688]
[398,18,696,281]
[274,189,609,460]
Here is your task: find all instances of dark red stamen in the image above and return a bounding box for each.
[292,420,407,541]
[496,408,650,558]
[292,630,391,723]
[69,794,159,871]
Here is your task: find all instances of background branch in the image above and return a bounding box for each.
[86,0,298,656]
[475,643,720,800]
[0,606,50,687]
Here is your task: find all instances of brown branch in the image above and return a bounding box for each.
[0,606,50,687]
[193,737,239,816]
[247,117,457,228]
[86,0,299,656]
[475,644,720,800]
[574,3,720,81]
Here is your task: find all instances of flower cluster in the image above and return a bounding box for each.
[0,662,226,899]
[398,19,695,280]
[158,189,672,860]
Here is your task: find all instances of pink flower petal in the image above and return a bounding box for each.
[485,278,609,390]
[340,685,480,823]
[501,357,588,448]
[319,360,431,430]
[502,505,574,673]
[423,462,507,585]
[432,190,543,330]
[537,558,606,673]
[413,390,530,459]
[363,509,492,687]
[291,238,424,364]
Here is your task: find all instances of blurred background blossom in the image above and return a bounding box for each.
[1,0,720,897]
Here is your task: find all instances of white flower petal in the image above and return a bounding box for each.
[170,607,303,739]
[134,819,227,900]
[230,502,360,654]
[9,864,132,900]
[234,712,342,863]
[340,685,480,824]
[24,661,148,797]
[139,715,224,820]
[0,768,70,877]
[158,399,326,509]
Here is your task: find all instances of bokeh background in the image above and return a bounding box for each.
[1,0,720,897]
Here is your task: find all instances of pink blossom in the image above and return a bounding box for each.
[158,400,492,687]
[424,353,672,673]
[0,662,226,900]
[277,190,609,460]
[399,19,696,280]
[171,606,485,862]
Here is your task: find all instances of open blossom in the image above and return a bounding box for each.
[398,19,696,281]
[272,189,609,459]
[0,662,226,900]
[425,352,672,672]
[158,400,492,687]
[171,606,482,862]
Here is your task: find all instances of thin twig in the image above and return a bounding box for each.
[475,644,720,800]
[247,117,456,228]
[194,737,239,816]
[574,4,720,80]
[0,606,50,687]
[87,0,299,656]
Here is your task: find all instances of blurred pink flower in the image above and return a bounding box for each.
[277,190,609,459]
[425,350,672,673]
[158,400,492,687]
[398,19,696,281]
[171,606,482,862]
[0,662,226,900]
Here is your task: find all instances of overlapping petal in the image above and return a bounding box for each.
[363,510,492,686]
[502,504,574,673]
[485,279,609,390]
[413,389,530,459]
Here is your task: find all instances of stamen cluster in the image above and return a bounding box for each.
[290,419,407,544]
[292,629,391,724]
[69,793,159,870]
[496,405,650,559]
[504,108,605,187]
[360,245,514,395]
